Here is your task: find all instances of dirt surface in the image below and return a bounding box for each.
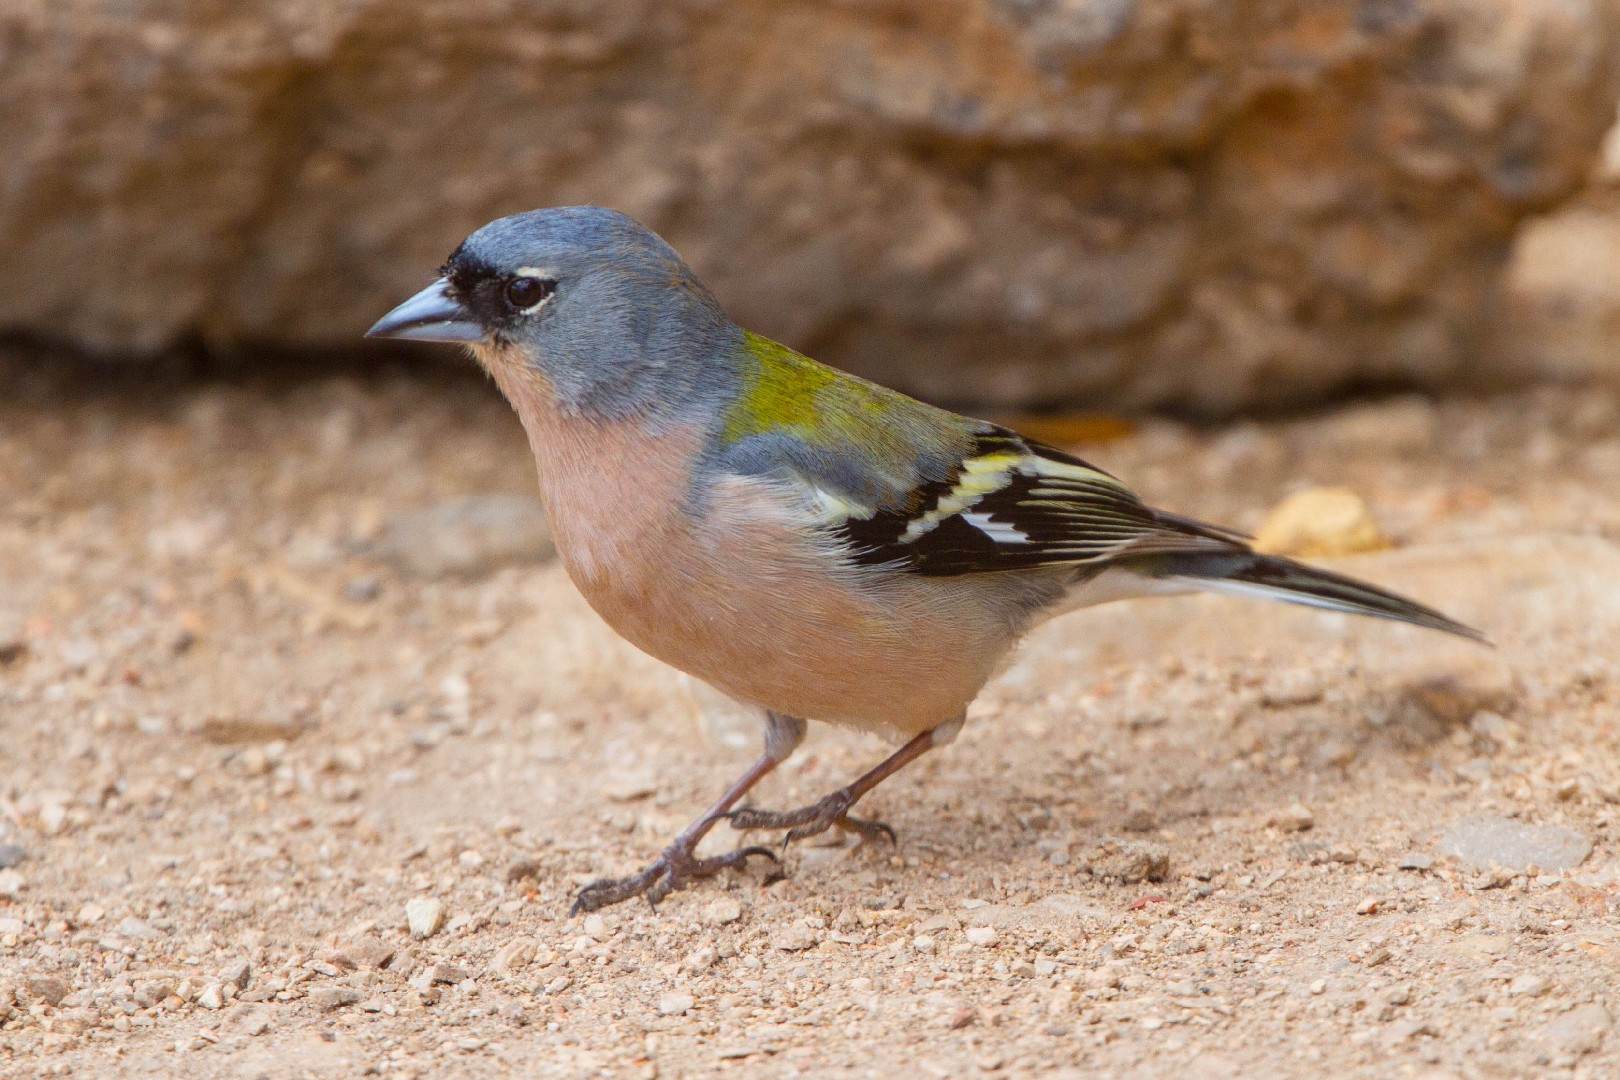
[3,351,1620,1078]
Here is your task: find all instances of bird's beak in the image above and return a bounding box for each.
[365,278,484,343]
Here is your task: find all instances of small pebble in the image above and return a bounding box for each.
[1508,973,1551,997]
[703,898,743,926]
[337,936,396,969]
[406,896,447,939]
[1273,804,1315,833]
[604,771,658,803]
[1252,487,1386,558]
[199,713,305,744]
[965,927,999,947]
[418,961,472,986]
[505,857,541,883]
[771,923,817,952]
[0,844,24,869]
[310,986,364,1010]
[1262,670,1324,707]
[195,983,224,1010]
[493,939,537,977]
[1080,838,1170,884]
[658,991,695,1016]
[22,976,69,1006]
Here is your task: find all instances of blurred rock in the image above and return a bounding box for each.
[4,2,1620,412]
[20,976,69,1007]
[1538,1003,1612,1056]
[1440,814,1593,873]
[1502,190,1620,385]
[1272,804,1315,833]
[1254,487,1388,558]
[376,495,554,580]
[0,869,23,899]
[1310,397,1438,456]
[1078,837,1170,884]
[199,713,305,745]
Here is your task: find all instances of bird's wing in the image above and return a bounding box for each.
[822,426,1245,577]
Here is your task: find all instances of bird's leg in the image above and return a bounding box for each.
[725,716,962,847]
[570,713,807,914]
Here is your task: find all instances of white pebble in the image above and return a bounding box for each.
[405,896,447,939]
[965,926,999,947]
[703,898,743,926]
[658,991,695,1016]
[1508,973,1551,997]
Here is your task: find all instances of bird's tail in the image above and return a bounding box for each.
[1149,547,1486,643]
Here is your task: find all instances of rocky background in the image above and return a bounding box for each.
[7,0,1620,413]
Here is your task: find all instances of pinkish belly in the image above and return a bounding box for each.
[559,531,1004,740]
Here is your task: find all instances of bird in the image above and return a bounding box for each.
[367,206,1482,913]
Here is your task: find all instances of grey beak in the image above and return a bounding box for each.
[365,278,484,343]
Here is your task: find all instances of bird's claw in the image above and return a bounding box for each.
[723,790,897,847]
[570,843,778,915]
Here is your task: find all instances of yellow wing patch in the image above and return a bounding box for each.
[897,451,1021,544]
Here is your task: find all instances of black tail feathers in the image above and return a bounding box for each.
[1155,549,1486,643]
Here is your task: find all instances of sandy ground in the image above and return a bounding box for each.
[3,349,1620,1079]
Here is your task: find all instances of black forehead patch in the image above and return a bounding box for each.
[441,245,498,287]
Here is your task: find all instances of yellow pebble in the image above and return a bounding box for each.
[1252,486,1387,558]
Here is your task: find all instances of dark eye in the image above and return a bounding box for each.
[504,276,554,310]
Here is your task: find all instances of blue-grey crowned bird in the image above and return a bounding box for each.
[368,206,1482,912]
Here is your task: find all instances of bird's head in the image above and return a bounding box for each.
[367,206,736,419]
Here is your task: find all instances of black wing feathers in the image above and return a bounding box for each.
[835,427,1219,576]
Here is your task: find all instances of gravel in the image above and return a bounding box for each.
[4,361,1620,1077]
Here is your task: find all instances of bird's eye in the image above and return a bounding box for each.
[504,276,554,310]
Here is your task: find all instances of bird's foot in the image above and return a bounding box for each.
[570,841,779,914]
[723,789,897,847]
